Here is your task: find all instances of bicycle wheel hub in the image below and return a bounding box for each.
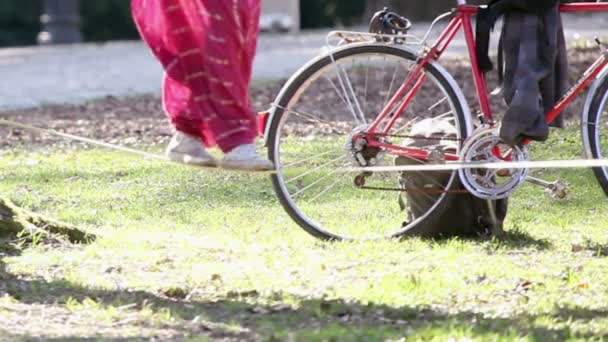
[459,127,529,200]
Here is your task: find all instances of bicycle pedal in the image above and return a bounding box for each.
[546,181,568,200]
[526,176,568,199]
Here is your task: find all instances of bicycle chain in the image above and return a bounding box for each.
[370,132,464,142]
[353,133,466,194]
[357,185,470,194]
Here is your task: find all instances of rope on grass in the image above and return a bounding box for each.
[0,118,279,174]
[0,118,167,161]
[2,118,608,174]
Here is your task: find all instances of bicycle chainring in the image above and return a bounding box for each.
[459,127,529,200]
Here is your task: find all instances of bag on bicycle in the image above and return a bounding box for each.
[395,118,508,237]
[476,0,569,146]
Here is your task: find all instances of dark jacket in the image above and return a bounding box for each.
[476,0,568,145]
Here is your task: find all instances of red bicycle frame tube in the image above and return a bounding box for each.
[367,7,476,135]
[362,2,608,161]
[560,3,608,12]
[546,55,608,125]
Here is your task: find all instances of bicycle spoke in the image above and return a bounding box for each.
[274,104,350,134]
[333,61,367,125]
[281,150,341,169]
[324,69,364,126]
[435,110,455,119]
[323,75,350,108]
[363,57,370,116]
[291,163,349,199]
[392,117,421,135]
[428,97,448,111]
[285,155,348,184]
[343,64,367,124]
[379,62,422,133]
[383,61,400,110]
[392,107,453,136]
[308,175,348,203]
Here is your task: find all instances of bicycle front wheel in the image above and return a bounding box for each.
[267,44,471,240]
[585,71,608,196]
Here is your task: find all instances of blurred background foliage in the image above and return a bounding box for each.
[0,1,42,47]
[0,0,138,47]
[79,0,140,42]
[0,0,586,47]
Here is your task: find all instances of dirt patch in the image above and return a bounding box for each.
[0,47,600,148]
[0,81,286,148]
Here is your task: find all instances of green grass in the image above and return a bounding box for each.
[1,128,608,341]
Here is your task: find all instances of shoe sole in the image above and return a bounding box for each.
[220,160,275,172]
[167,152,218,168]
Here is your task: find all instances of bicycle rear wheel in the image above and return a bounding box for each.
[267,44,472,240]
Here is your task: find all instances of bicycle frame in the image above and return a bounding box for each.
[364,2,608,162]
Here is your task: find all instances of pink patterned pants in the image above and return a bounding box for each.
[131,0,260,152]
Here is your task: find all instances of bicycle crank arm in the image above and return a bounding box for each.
[525,176,568,199]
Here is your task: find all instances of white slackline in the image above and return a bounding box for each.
[346,158,608,173]
[0,118,167,162]
[2,118,608,174]
[0,118,277,174]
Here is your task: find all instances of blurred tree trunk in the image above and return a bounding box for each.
[38,0,82,45]
[0,197,91,243]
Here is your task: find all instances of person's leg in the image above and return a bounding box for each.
[193,0,272,170]
[131,0,216,166]
[133,0,272,169]
[190,0,258,152]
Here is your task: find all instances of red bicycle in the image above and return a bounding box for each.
[264,1,608,240]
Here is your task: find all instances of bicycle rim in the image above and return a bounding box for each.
[587,74,608,195]
[268,44,469,240]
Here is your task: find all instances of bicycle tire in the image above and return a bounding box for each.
[267,43,472,240]
[584,69,608,196]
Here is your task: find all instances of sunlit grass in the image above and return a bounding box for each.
[1,127,608,340]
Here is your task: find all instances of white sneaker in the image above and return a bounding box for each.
[221,144,274,171]
[166,131,217,167]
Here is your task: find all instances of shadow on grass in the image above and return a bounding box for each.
[429,227,553,251]
[495,227,553,250]
[582,239,608,257]
[1,248,605,341]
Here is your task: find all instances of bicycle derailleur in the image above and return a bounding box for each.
[346,126,384,188]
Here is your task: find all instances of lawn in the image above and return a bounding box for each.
[1,126,608,341]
